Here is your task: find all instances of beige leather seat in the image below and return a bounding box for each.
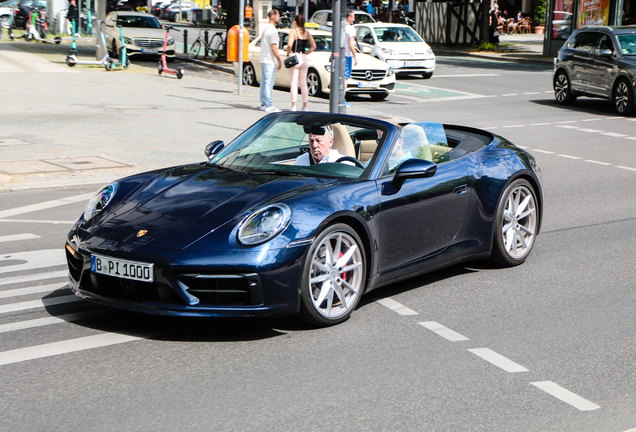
[358,140,377,163]
[331,123,356,158]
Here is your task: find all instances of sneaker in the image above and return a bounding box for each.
[301,107,309,112]
[265,106,281,113]
[290,106,297,111]
[344,101,353,108]
[260,105,267,111]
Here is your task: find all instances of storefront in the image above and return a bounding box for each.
[545,0,634,55]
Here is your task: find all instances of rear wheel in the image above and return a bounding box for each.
[176,68,184,79]
[554,70,577,105]
[613,79,634,116]
[307,69,323,97]
[242,62,257,86]
[66,56,75,67]
[157,61,163,75]
[490,179,539,266]
[298,224,366,326]
[105,60,113,71]
[210,34,224,60]
[189,40,202,59]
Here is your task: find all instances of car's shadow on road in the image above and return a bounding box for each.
[530,98,626,116]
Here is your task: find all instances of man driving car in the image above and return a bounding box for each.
[294,125,344,165]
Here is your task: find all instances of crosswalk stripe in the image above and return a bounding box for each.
[0,270,68,286]
[0,309,110,334]
[0,249,66,275]
[0,295,81,314]
[0,192,93,219]
[0,233,41,243]
[0,282,68,299]
[0,332,150,367]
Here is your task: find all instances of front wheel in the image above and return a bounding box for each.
[66,56,75,67]
[242,62,257,86]
[189,40,202,59]
[105,60,113,71]
[490,179,539,266]
[157,61,163,75]
[307,69,323,97]
[209,34,224,60]
[554,70,577,105]
[421,72,433,79]
[370,92,388,101]
[176,68,184,79]
[613,79,634,116]
[0,16,9,29]
[298,224,366,326]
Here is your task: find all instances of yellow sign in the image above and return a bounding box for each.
[305,22,319,28]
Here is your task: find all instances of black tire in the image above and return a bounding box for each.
[490,179,539,267]
[297,223,366,326]
[370,93,388,101]
[307,69,323,97]
[66,56,75,67]
[105,60,113,71]
[613,78,634,116]
[210,34,224,59]
[421,72,433,79]
[176,68,184,79]
[157,61,163,75]
[242,62,257,86]
[189,40,202,59]
[111,41,118,60]
[554,70,577,105]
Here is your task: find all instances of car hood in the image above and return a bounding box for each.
[379,41,432,55]
[93,164,323,250]
[121,28,165,39]
[308,51,389,69]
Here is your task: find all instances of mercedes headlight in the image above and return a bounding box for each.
[382,47,396,56]
[425,48,433,55]
[83,182,118,222]
[386,67,394,77]
[124,37,133,45]
[325,64,332,72]
[237,203,292,246]
[168,37,175,46]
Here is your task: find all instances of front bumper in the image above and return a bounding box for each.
[65,238,306,319]
[124,45,176,58]
[386,58,435,73]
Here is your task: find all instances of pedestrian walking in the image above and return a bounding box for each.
[344,10,357,108]
[260,9,282,113]
[67,0,79,36]
[286,14,316,112]
[366,1,374,16]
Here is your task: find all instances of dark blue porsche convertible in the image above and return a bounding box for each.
[65,112,543,326]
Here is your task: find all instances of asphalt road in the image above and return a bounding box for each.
[2,49,636,431]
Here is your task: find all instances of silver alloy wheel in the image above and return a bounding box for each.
[0,16,9,29]
[307,71,320,96]
[243,63,255,86]
[554,72,569,103]
[500,183,537,260]
[615,81,630,113]
[308,230,364,320]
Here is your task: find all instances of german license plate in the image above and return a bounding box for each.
[404,61,422,66]
[358,82,379,88]
[91,254,154,283]
[141,48,158,54]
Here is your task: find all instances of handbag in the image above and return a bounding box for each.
[284,54,299,68]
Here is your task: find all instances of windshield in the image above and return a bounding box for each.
[355,14,375,24]
[118,15,162,28]
[210,114,387,180]
[313,35,332,52]
[375,26,423,42]
[616,33,636,56]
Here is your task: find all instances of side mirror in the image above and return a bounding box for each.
[205,140,224,159]
[361,46,372,54]
[392,158,437,188]
[598,48,613,57]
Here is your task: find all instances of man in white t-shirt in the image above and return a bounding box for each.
[344,10,358,108]
[293,125,343,165]
[260,9,282,113]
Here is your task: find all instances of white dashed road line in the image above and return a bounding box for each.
[585,160,612,166]
[557,154,582,160]
[468,348,529,373]
[0,282,68,299]
[531,381,600,411]
[0,270,68,286]
[0,192,93,219]
[376,298,419,316]
[0,309,109,334]
[418,321,469,341]
[0,295,81,315]
[0,233,41,243]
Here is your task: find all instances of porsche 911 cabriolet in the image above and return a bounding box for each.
[66,113,543,326]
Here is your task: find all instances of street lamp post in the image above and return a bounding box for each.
[329,0,346,113]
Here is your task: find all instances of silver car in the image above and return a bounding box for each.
[553,26,636,115]
[104,11,175,60]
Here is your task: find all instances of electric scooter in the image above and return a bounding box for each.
[66,21,113,70]
[158,25,183,79]
[109,19,129,69]
[11,7,61,43]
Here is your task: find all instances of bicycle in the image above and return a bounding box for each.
[189,25,225,60]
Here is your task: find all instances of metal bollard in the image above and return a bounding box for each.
[183,29,188,54]
[204,28,209,59]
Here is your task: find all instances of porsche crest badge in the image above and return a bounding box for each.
[137,230,148,238]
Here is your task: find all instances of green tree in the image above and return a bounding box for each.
[532,0,547,26]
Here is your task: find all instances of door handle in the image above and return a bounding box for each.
[453,184,468,194]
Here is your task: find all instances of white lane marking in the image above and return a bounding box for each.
[531,381,600,411]
[418,321,469,341]
[530,123,551,126]
[0,249,66,275]
[0,309,110,334]
[434,74,500,78]
[600,132,627,137]
[0,333,152,367]
[530,149,555,154]
[0,192,94,219]
[501,93,518,96]
[585,160,612,166]
[0,219,76,224]
[0,234,41,243]
[555,120,578,124]
[578,128,603,133]
[557,154,582,160]
[0,283,68,299]
[523,92,541,95]
[556,125,580,129]
[501,125,525,128]
[468,348,529,373]
[616,166,636,172]
[0,295,81,315]
[0,270,68,286]
[376,298,418,316]
[544,91,553,93]
[624,137,636,141]
[581,118,602,122]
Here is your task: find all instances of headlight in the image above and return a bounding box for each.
[237,203,292,246]
[382,48,396,56]
[83,182,118,222]
[325,64,332,72]
[124,37,133,45]
[425,48,433,55]
[386,67,394,77]
[168,37,174,46]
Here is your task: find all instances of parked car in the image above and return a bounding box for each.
[235,28,395,100]
[103,11,175,60]
[553,26,636,115]
[164,2,192,22]
[355,22,435,78]
[309,9,375,32]
[0,0,19,29]
[66,112,543,326]
[552,11,572,40]
[151,0,169,16]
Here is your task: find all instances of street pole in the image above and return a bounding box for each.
[238,0,244,95]
[303,0,308,19]
[329,0,346,113]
